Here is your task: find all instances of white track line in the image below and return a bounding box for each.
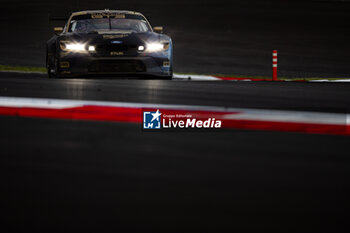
[310,79,350,82]
[223,111,345,125]
[173,73,220,81]
[0,96,236,111]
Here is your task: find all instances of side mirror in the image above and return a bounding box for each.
[153,26,163,34]
[54,27,63,35]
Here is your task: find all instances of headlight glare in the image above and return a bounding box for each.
[145,42,168,52]
[60,42,87,52]
[88,45,96,52]
[65,43,86,52]
[138,45,145,51]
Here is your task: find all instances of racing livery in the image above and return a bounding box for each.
[46,10,173,79]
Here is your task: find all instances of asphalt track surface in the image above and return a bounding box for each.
[1,72,350,232]
[1,72,350,112]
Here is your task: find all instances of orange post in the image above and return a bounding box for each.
[272,50,278,81]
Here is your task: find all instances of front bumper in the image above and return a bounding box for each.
[57,54,172,77]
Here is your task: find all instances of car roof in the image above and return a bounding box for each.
[64,9,152,33]
[70,10,144,17]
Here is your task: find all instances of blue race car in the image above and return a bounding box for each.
[46,10,173,79]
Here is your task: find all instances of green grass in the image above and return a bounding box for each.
[0,65,348,81]
[0,65,46,73]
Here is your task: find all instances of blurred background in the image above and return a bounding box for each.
[0,0,350,78]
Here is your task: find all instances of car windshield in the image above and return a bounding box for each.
[70,18,150,33]
[68,14,151,33]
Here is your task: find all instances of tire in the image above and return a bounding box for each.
[165,73,173,80]
[166,65,173,80]
[46,46,59,78]
[47,56,58,78]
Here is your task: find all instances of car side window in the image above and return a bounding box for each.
[70,21,77,32]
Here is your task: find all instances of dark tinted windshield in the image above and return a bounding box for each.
[68,13,151,33]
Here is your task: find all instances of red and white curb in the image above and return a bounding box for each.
[173,73,270,81]
[174,74,350,82]
[0,96,348,135]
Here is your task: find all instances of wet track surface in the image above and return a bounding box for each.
[2,116,349,232]
[1,72,350,232]
[1,72,350,113]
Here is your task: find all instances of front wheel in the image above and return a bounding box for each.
[164,74,173,80]
[164,67,173,80]
[46,52,58,78]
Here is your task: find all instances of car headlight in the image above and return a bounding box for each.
[138,45,145,51]
[60,42,87,52]
[88,45,96,52]
[145,42,169,53]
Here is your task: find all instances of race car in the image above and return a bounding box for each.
[46,10,173,79]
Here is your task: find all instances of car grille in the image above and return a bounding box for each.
[88,60,146,73]
[95,44,137,55]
